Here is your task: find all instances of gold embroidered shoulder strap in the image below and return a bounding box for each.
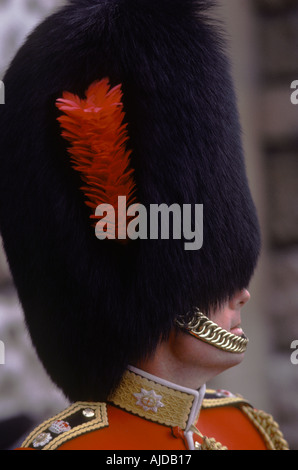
[20,402,108,450]
[202,388,250,409]
[202,389,289,450]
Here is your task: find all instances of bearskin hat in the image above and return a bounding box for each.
[0,0,261,402]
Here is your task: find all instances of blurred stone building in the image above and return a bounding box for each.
[211,0,298,451]
[0,0,297,450]
[254,0,298,449]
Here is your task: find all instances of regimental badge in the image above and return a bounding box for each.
[49,420,72,435]
[215,389,237,398]
[32,432,52,448]
[134,388,165,413]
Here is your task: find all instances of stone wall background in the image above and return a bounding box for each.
[0,0,297,450]
[254,0,298,449]
[211,0,298,451]
[0,0,69,450]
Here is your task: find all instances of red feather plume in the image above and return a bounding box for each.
[56,78,137,241]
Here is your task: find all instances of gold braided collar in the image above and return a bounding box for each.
[108,366,206,431]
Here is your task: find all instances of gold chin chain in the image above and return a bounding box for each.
[175,309,248,354]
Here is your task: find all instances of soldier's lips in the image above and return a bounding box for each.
[230,326,244,337]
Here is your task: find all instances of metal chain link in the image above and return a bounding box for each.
[175,309,248,354]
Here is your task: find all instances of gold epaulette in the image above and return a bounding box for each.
[202,389,289,450]
[20,402,108,450]
[240,406,289,451]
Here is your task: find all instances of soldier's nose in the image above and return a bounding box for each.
[229,289,250,310]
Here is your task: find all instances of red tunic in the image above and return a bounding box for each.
[17,367,288,451]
